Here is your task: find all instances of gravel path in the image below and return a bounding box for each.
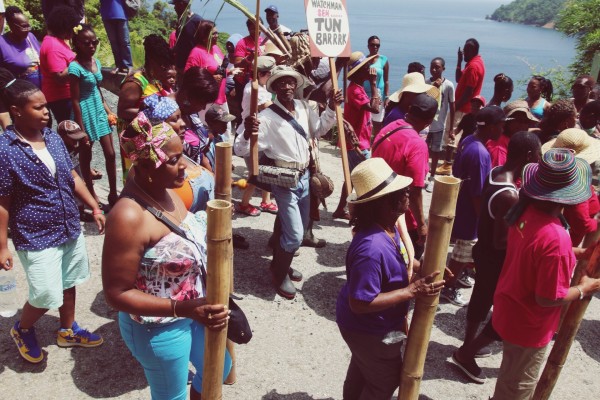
[1,91,599,399]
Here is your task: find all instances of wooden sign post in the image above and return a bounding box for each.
[305,0,352,195]
[249,0,262,177]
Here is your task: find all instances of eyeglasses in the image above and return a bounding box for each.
[11,22,31,31]
[368,43,380,48]
[82,39,100,46]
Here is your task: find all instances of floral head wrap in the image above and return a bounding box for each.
[120,112,178,168]
[141,94,179,125]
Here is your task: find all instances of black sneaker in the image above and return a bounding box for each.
[440,287,468,307]
[450,351,486,384]
[456,269,475,288]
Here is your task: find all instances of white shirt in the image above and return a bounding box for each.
[33,146,57,177]
[236,81,273,136]
[234,98,336,164]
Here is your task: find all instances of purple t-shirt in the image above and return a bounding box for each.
[0,33,41,88]
[336,225,409,335]
[451,134,491,240]
[100,0,127,20]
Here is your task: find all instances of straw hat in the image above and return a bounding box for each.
[521,148,592,205]
[266,65,305,93]
[264,41,284,58]
[347,51,377,78]
[388,72,439,103]
[504,99,538,123]
[347,158,413,204]
[541,128,600,164]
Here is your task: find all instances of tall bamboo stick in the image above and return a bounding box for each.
[328,58,351,195]
[214,142,237,385]
[532,242,600,400]
[399,176,461,399]
[248,0,261,177]
[202,199,233,399]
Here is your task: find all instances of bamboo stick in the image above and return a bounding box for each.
[248,0,261,177]
[214,142,237,385]
[202,199,233,399]
[328,58,351,196]
[532,242,600,400]
[399,176,461,399]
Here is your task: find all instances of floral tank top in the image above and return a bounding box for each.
[130,211,207,324]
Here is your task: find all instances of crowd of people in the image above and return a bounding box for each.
[1,1,600,399]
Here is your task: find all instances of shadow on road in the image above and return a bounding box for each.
[301,271,346,321]
[262,389,335,399]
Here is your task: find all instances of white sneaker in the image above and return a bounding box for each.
[440,287,468,307]
[425,179,434,193]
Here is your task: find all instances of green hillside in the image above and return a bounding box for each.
[489,0,566,26]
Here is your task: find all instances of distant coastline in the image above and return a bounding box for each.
[486,0,564,29]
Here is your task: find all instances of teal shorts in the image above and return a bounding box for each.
[17,234,90,309]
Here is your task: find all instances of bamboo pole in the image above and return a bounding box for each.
[532,242,600,400]
[202,199,233,400]
[399,176,461,399]
[214,142,237,385]
[248,0,261,177]
[328,58,351,196]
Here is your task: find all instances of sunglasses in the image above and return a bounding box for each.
[369,43,380,48]
[82,39,100,46]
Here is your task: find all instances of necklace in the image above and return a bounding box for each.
[132,177,184,224]
[377,224,409,265]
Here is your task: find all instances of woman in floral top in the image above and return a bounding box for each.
[102,112,231,400]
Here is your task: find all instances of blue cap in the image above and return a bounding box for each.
[265,5,278,13]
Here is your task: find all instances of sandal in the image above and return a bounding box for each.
[91,169,103,180]
[235,203,261,216]
[259,202,278,214]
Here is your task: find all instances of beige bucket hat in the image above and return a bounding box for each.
[347,158,413,204]
[388,72,440,103]
[542,128,600,164]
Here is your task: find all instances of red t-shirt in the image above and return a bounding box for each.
[563,188,599,246]
[372,119,429,230]
[486,133,510,167]
[455,55,485,114]
[493,206,576,348]
[40,35,75,102]
[185,45,227,105]
[234,36,264,84]
[343,82,372,151]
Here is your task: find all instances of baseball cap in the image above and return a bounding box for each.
[205,105,236,124]
[476,106,506,127]
[408,93,439,121]
[265,5,278,13]
[58,120,86,140]
[471,95,486,107]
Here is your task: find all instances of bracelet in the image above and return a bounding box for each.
[575,286,584,300]
[172,299,178,317]
[92,209,104,215]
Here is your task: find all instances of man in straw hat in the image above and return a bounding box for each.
[332,50,380,220]
[372,93,439,261]
[441,106,504,306]
[382,72,439,128]
[491,148,600,400]
[336,157,444,400]
[542,128,600,246]
[235,65,343,300]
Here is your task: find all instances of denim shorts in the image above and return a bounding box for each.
[348,148,371,172]
[17,233,89,309]
[426,129,444,153]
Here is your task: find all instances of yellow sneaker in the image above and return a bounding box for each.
[57,322,103,348]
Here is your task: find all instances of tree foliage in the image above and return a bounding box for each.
[556,0,600,76]
[490,0,566,26]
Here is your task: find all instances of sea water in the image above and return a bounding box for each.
[192,0,576,99]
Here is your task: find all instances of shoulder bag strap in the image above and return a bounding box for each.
[371,125,413,152]
[268,103,309,142]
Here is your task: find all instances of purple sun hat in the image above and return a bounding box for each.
[521,148,592,205]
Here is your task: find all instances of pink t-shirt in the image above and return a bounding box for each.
[486,133,510,167]
[234,36,263,84]
[372,119,429,230]
[343,82,371,151]
[493,206,576,348]
[40,35,75,102]
[185,45,226,104]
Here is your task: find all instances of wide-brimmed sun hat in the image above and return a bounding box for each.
[521,148,592,205]
[347,51,377,78]
[504,99,538,123]
[541,128,600,164]
[347,158,413,204]
[264,41,284,58]
[388,72,440,103]
[266,65,305,93]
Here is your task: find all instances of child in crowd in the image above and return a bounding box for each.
[0,73,105,364]
[69,24,118,208]
[160,66,177,95]
[425,57,455,192]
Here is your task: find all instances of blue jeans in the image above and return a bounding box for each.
[348,148,371,172]
[103,19,133,69]
[118,312,232,400]
[272,170,310,253]
[189,171,215,213]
